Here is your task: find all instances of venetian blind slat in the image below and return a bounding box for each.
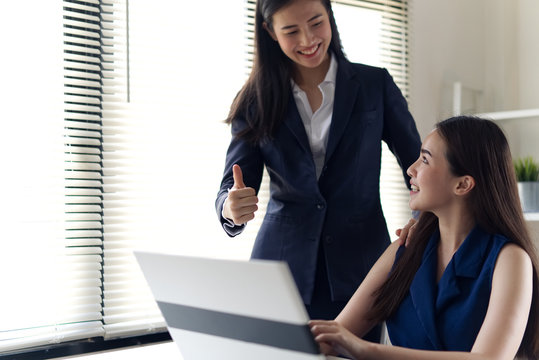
[62,0,105,344]
[100,0,167,340]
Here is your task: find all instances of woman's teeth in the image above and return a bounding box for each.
[411,184,419,192]
[300,45,318,55]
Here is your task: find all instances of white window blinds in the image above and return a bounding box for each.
[99,0,168,339]
[62,0,107,342]
[0,0,105,354]
[99,0,249,340]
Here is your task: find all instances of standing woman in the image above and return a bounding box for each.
[215,0,421,340]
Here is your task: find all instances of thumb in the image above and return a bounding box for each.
[232,164,246,189]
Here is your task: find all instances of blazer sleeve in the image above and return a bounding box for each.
[381,68,422,188]
[215,117,264,237]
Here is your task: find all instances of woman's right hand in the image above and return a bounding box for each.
[309,320,367,360]
[395,218,417,247]
[222,164,259,225]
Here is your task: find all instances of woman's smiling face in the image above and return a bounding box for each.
[406,130,460,214]
[265,0,332,72]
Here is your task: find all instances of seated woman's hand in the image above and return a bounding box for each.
[309,320,369,359]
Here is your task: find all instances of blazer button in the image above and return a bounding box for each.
[316,203,325,210]
[325,236,332,244]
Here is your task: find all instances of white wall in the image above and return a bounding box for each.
[517,0,539,110]
[409,0,487,137]
[409,0,539,160]
[512,0,539,159]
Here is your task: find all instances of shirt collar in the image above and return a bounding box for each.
[324,52,338,84]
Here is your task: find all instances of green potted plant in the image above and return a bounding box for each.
[514,156,539,212]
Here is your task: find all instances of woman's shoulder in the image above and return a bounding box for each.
[341,59,387,76]
[338,59,393,87]
[485,232,532,281]
[496,241,532,268]
[488,232,526,255]
[474,231,524,263]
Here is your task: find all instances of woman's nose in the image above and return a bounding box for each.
[299,28,314,46]
[407,160,417,178]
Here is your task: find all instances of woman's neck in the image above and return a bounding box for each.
[437,206,476,252]
[434,201,475,251]
[293,53,331,89]
[433,205,475,282]
[434,205,476,281]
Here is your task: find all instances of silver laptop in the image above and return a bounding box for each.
[134,251,342,360]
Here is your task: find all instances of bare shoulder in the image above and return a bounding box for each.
[496,242,531,268]
[493,242,532,283]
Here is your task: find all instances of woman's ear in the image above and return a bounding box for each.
[454,175,475,196]
[263,22,278,41]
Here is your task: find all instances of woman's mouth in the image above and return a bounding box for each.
[411,184,419,192]
[298,44,320,56]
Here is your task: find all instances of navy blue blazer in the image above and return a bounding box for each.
[216,58,421,304]
[386,227,509,351]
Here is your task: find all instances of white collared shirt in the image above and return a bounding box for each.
[291,53,338,179]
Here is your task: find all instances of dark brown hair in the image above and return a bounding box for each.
[225,0,346,143]
[370,116,539,358]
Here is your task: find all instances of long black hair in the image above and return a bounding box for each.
[370,116,539,358]
[226,0,346,143]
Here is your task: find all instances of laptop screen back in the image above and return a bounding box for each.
[134,252,325,360]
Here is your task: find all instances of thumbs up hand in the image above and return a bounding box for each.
[231,163,246,190]
[223,164,259,225]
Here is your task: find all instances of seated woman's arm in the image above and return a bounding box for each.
[334,241,401,337]
[310,240,401,357]
[310,243,533,360]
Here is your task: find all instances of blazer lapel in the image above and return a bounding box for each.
[324,59,361,164]
[410,231,444,350]
[283,94,311,155]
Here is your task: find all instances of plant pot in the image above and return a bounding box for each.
[518,181,539,213]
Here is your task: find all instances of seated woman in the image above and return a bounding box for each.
[310,116,539,360]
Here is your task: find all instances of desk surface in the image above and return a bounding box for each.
[59,341,180,359]
[60,341,346,359]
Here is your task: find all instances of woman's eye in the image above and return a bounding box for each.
[285,30,297,36]
[313,21,322,27]
[422,157,428,164]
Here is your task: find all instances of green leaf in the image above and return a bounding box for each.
[514,156,539,182]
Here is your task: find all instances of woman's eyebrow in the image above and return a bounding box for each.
[421,148,432,157]
[280,14,323,30]
[307,14,323,22]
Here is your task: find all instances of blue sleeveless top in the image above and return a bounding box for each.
[385,226,509,351]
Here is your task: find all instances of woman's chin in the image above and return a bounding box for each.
[408,202,421,212]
